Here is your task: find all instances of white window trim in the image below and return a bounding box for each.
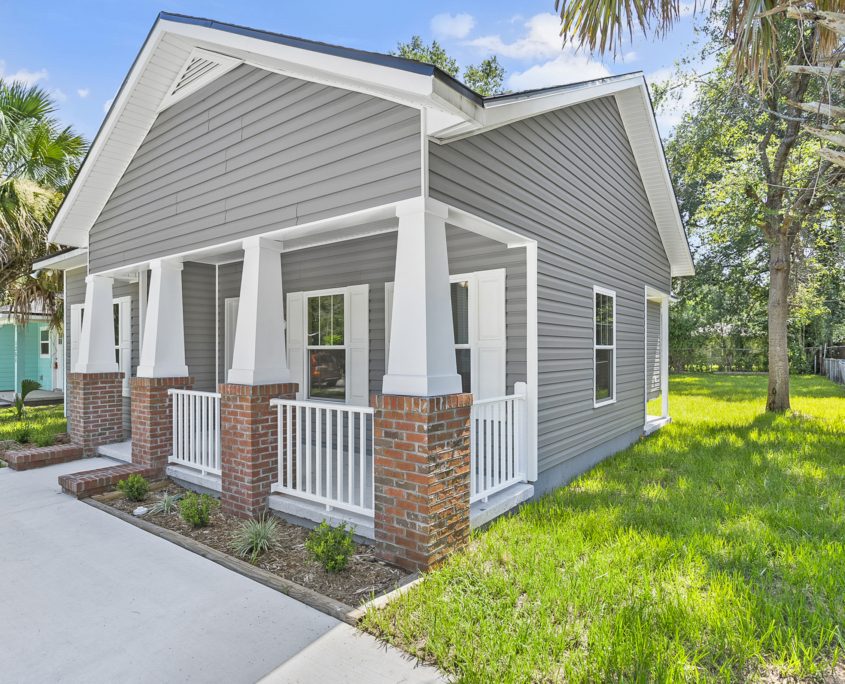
[385,268,505,399]
[593,285,617,408]
[39,325,50,358]
[291,286,356,404]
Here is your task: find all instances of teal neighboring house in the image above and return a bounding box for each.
[0,307,61,393]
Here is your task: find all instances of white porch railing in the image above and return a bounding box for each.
[470,383,527,503]
[168,389,221,476]
[270,398,374,516]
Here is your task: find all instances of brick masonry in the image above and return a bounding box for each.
[219,382,298,519]
[371,392,473,571]
[58,463,159,498]
[67,372,124,456]
[130,376,193,476]
[3,444,84,471]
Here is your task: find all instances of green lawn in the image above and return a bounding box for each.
[362,375,845,682]
[0,403,67,446]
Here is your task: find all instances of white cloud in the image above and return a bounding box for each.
[467,13,563,60]
[103,97,114,113]
[679,2,696,16]
[431,13,475,40]
[77,88,89,98]
[0,60,48,86]
[51,88,67,102]
[507,53,611,90]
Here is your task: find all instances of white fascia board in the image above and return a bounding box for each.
[166,20,437,106]
[614,83,695,277]
[48,22,170,248]
[32,248,88,272]
[430,74,644,142]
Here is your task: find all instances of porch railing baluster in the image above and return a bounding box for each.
[168,389,222,477]
[270,398,374,516]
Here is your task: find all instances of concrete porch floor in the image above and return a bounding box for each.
[0,458,443,683]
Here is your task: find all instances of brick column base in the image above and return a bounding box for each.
[372,392,473,571]
[130,376,194,476]
[68,372,124,456]
[219,382,298,519]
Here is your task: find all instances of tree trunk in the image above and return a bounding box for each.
[767,235,791,411]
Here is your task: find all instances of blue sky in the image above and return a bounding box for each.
[1,0,701,141]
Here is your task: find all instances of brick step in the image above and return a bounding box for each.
[59,463,160,499]
[4,444,84,471]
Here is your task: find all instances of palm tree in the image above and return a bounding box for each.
[0,79,86,328]
[555,0,845,411]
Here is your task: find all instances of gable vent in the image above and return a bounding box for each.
[159,48,242,111]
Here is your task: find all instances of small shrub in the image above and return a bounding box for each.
[306,521,355,572]
[33,431,54,448]
[117,474,149,502]
[231,515,279,563]
[149,492,181,515]
[13,424,32,444]
[13,379,42,420]
[179,492,218,528]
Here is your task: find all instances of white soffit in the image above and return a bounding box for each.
[614,85,695,277]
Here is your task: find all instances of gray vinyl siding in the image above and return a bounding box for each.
[183,263,216,392]
[214,228,527,393]
[647,300,661,401]
[429,95,672,475]
[88,64,421,274]
[65,267,139,439]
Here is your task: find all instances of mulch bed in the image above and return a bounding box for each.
[0,432,70,453]
[100,483,407,607]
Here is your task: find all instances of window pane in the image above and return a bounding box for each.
[451,281,469,345]
[114,303,120,340]
[455,348,471,394]
[595,293,614,346]
[308,295,344,346]
[595,348,613,401]
[309,349,346,400]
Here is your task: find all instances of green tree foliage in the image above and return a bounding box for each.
[660,58,844,374]
[0,80,86,327]
[555,0,845,410]
[393,37,506,96]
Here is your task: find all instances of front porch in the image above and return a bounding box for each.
[72,197,537,569]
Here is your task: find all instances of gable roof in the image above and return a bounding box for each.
[48,12,694,277]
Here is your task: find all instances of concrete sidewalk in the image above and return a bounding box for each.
[0,459,443,683]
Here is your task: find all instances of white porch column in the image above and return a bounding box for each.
[76,275,119,373]
[136,259,189,377]
[383,198,462,396]
[227,236,290,385]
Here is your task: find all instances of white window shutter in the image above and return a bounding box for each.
[224,297,240,378]
[117,298,132,396]
[474,268,506,399]
[286,292,305,399]
[346,284,370,406]
[70,305,83,372]
[384,282,394,371]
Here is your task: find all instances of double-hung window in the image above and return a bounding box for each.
[39,327,50,357]
[306,293,346,401]
[593,286,616,406]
